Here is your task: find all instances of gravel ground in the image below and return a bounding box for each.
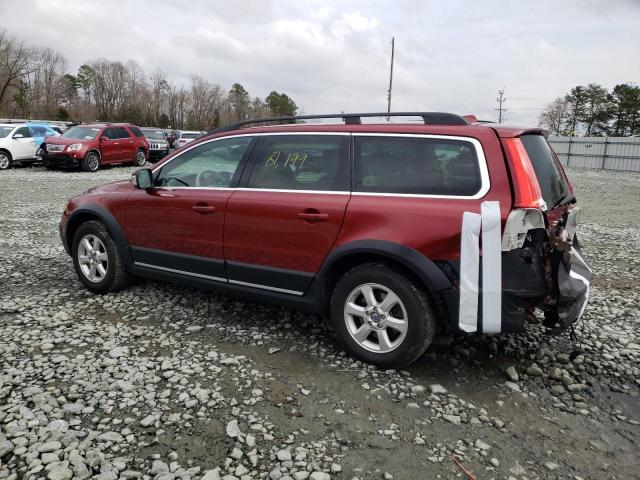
[0,165,638,480]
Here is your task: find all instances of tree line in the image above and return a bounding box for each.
[538,83,640,137]
[0,30,298,130]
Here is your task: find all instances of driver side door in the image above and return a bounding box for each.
[125,136,255,281]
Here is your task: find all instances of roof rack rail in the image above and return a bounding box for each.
[210,111,468,134]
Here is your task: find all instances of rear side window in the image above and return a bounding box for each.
[520,134,570,208]
[129,126,145,137]
[248,135,349,191]
[354,136,481,196]
[112,127,130,139]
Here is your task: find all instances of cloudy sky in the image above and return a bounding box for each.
[2,0,639,125]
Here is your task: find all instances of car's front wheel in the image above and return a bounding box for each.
[330,263,437,368]
[0,150,13,170]
[81,152,100,172]
[72,220,129,293]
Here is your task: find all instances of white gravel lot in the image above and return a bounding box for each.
[0,165,638,480]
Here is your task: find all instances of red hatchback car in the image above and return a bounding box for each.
[59,112,591,367]
[43,123,149,172]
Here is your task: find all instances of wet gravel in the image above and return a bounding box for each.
[0,165,639,480]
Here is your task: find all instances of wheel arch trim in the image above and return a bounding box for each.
[317,240,452,296]
[65,206,132,266]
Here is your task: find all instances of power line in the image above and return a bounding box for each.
[495,87,507,123]
[387,37,394,120]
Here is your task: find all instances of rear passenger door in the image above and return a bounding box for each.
[224,134,351,294]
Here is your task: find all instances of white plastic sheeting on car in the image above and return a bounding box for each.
[481,201,502,333]
[458,201,502,333]
[458,212,481,332]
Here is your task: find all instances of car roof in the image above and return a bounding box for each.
[201,122,543,141]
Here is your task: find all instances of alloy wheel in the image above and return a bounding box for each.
[343,283,408,353]
[0,153,9,169]
[87,155,99,171]
[77,234,109,283]
[135,150,146,165]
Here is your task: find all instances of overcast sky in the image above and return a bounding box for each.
[1,0,639,125]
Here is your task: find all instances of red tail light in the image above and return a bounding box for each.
[503,137,546,209]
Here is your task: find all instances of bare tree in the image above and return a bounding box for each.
[0,30,37,112]
[538,97,571,135]
[189,75,225,130]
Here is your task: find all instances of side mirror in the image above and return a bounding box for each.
[132,168,153,189]
[13,133,24,139]
[100,136,110,142]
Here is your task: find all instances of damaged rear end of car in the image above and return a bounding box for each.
[437,127,592,336]
[498,129,592,335]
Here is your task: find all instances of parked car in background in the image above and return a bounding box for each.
[0,122,64,169]
[42,123,149,172]
[58,111,591,368]
[175,130,201,149]
[141,128,170,162]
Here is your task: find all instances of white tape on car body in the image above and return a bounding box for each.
[481,201,502,333]
[458,212,482,332]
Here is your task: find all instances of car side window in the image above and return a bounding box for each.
[102,128,115,139]
[15,127,33,138]
[113,127,130,139]
[247,135,349,191]
[354,136,482,196]
[129,126,145,137]
[155,137,253,188]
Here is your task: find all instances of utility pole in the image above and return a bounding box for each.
[495,87,507,123]
[387,37,395,120]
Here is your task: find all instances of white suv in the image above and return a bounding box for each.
[0,123,38,170]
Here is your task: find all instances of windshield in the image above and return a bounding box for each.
[0,126,13,138]
[182,133,200,139]
[142,129,165,140]
[62,126,101,140]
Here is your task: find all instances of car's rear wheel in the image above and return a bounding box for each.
[82,152,100,172]
[0,151,12,170]
[72,220,129,293]
[133,149,146,166]
[330,263,436,368]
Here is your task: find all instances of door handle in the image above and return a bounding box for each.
[298,211,328,222]
[192,204,216,214]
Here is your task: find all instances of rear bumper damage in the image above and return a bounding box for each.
[442,202,592,334]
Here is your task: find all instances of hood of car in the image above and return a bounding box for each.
[84,180,132,195]
[46,137,93,146]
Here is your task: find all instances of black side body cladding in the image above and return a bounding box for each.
[64,207,133,267]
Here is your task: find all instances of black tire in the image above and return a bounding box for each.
[71,220,130,293]
[0,150,12,170]
[330,262,437,368]
[133,148,146,166]
[81,152,100,172]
